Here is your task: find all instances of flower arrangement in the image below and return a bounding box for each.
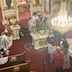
[5,15,17,22]
[32,22,45,35]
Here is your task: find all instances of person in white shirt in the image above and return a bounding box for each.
[28,17,35,32]
[48,39,56,63]
[32,12,40,23]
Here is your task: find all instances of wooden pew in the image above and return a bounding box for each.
[0,61,30,72]
[0,51,26,68]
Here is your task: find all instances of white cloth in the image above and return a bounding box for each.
[28,19,36,32]
[0,57,8,65]
[60,40,63,47]
[48,43,52,54]
[0,35,12,52]
[48,43,56,54]
[32,15,40,23]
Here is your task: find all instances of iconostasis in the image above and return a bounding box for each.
[30,0,44,16]
[17,0,29,13]
[0,0,19,21]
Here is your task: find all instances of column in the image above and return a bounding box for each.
[49,0,52,34]
[30,0,33,16]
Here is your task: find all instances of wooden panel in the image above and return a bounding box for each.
[0,62,30,72]
[0,51,26,68]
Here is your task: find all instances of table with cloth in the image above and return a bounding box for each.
[30,30,49,50]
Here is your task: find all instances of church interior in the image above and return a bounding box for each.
[0,0,72,72]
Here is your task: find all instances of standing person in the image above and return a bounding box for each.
[48,41,52,55]
[47,32,54,43]
[28,17,33,32]
[48,40,56,63]
[42,14,48,30]
[32,12,40,23]
[47,32,54,55]
[32,12,40,28]
[61,39,70,70]
[28,17,36,42]
[54,46,64,72]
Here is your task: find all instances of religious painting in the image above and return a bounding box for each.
[3,0,15,10]
[17,0,28,13]
[32,0,42,6]
[52,0,61,5]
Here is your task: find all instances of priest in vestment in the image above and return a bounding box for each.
[0,32,12,55]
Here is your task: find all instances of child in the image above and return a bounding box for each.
[48,40,56,63]
[49,45,56,63]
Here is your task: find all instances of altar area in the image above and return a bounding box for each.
[30,30,49,50]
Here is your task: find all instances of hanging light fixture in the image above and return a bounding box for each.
[51,1,72,34]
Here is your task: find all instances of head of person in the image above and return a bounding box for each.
[56,46,61,52]
[33,12,37,16]
[63,39,69,48]
[0,54,3,58]
[50,39,55,46]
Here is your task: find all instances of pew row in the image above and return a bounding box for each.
[0,51,26,68]
[0,61,30,72]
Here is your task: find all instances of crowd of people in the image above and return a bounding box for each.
[47,32,70,72]
[28,12,49,33]
[28,11,71,72]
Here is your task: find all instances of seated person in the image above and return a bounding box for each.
[0,32,12,55]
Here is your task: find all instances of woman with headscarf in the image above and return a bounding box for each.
[61,39,70,70]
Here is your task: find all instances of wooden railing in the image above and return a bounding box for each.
[0,61,30,72]
[0,51,26,68]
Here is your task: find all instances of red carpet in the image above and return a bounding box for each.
[19,12,31,20]
[9,34,72,72]
[9,36,56,72]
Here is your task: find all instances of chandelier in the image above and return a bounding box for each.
[51,1,72,34]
